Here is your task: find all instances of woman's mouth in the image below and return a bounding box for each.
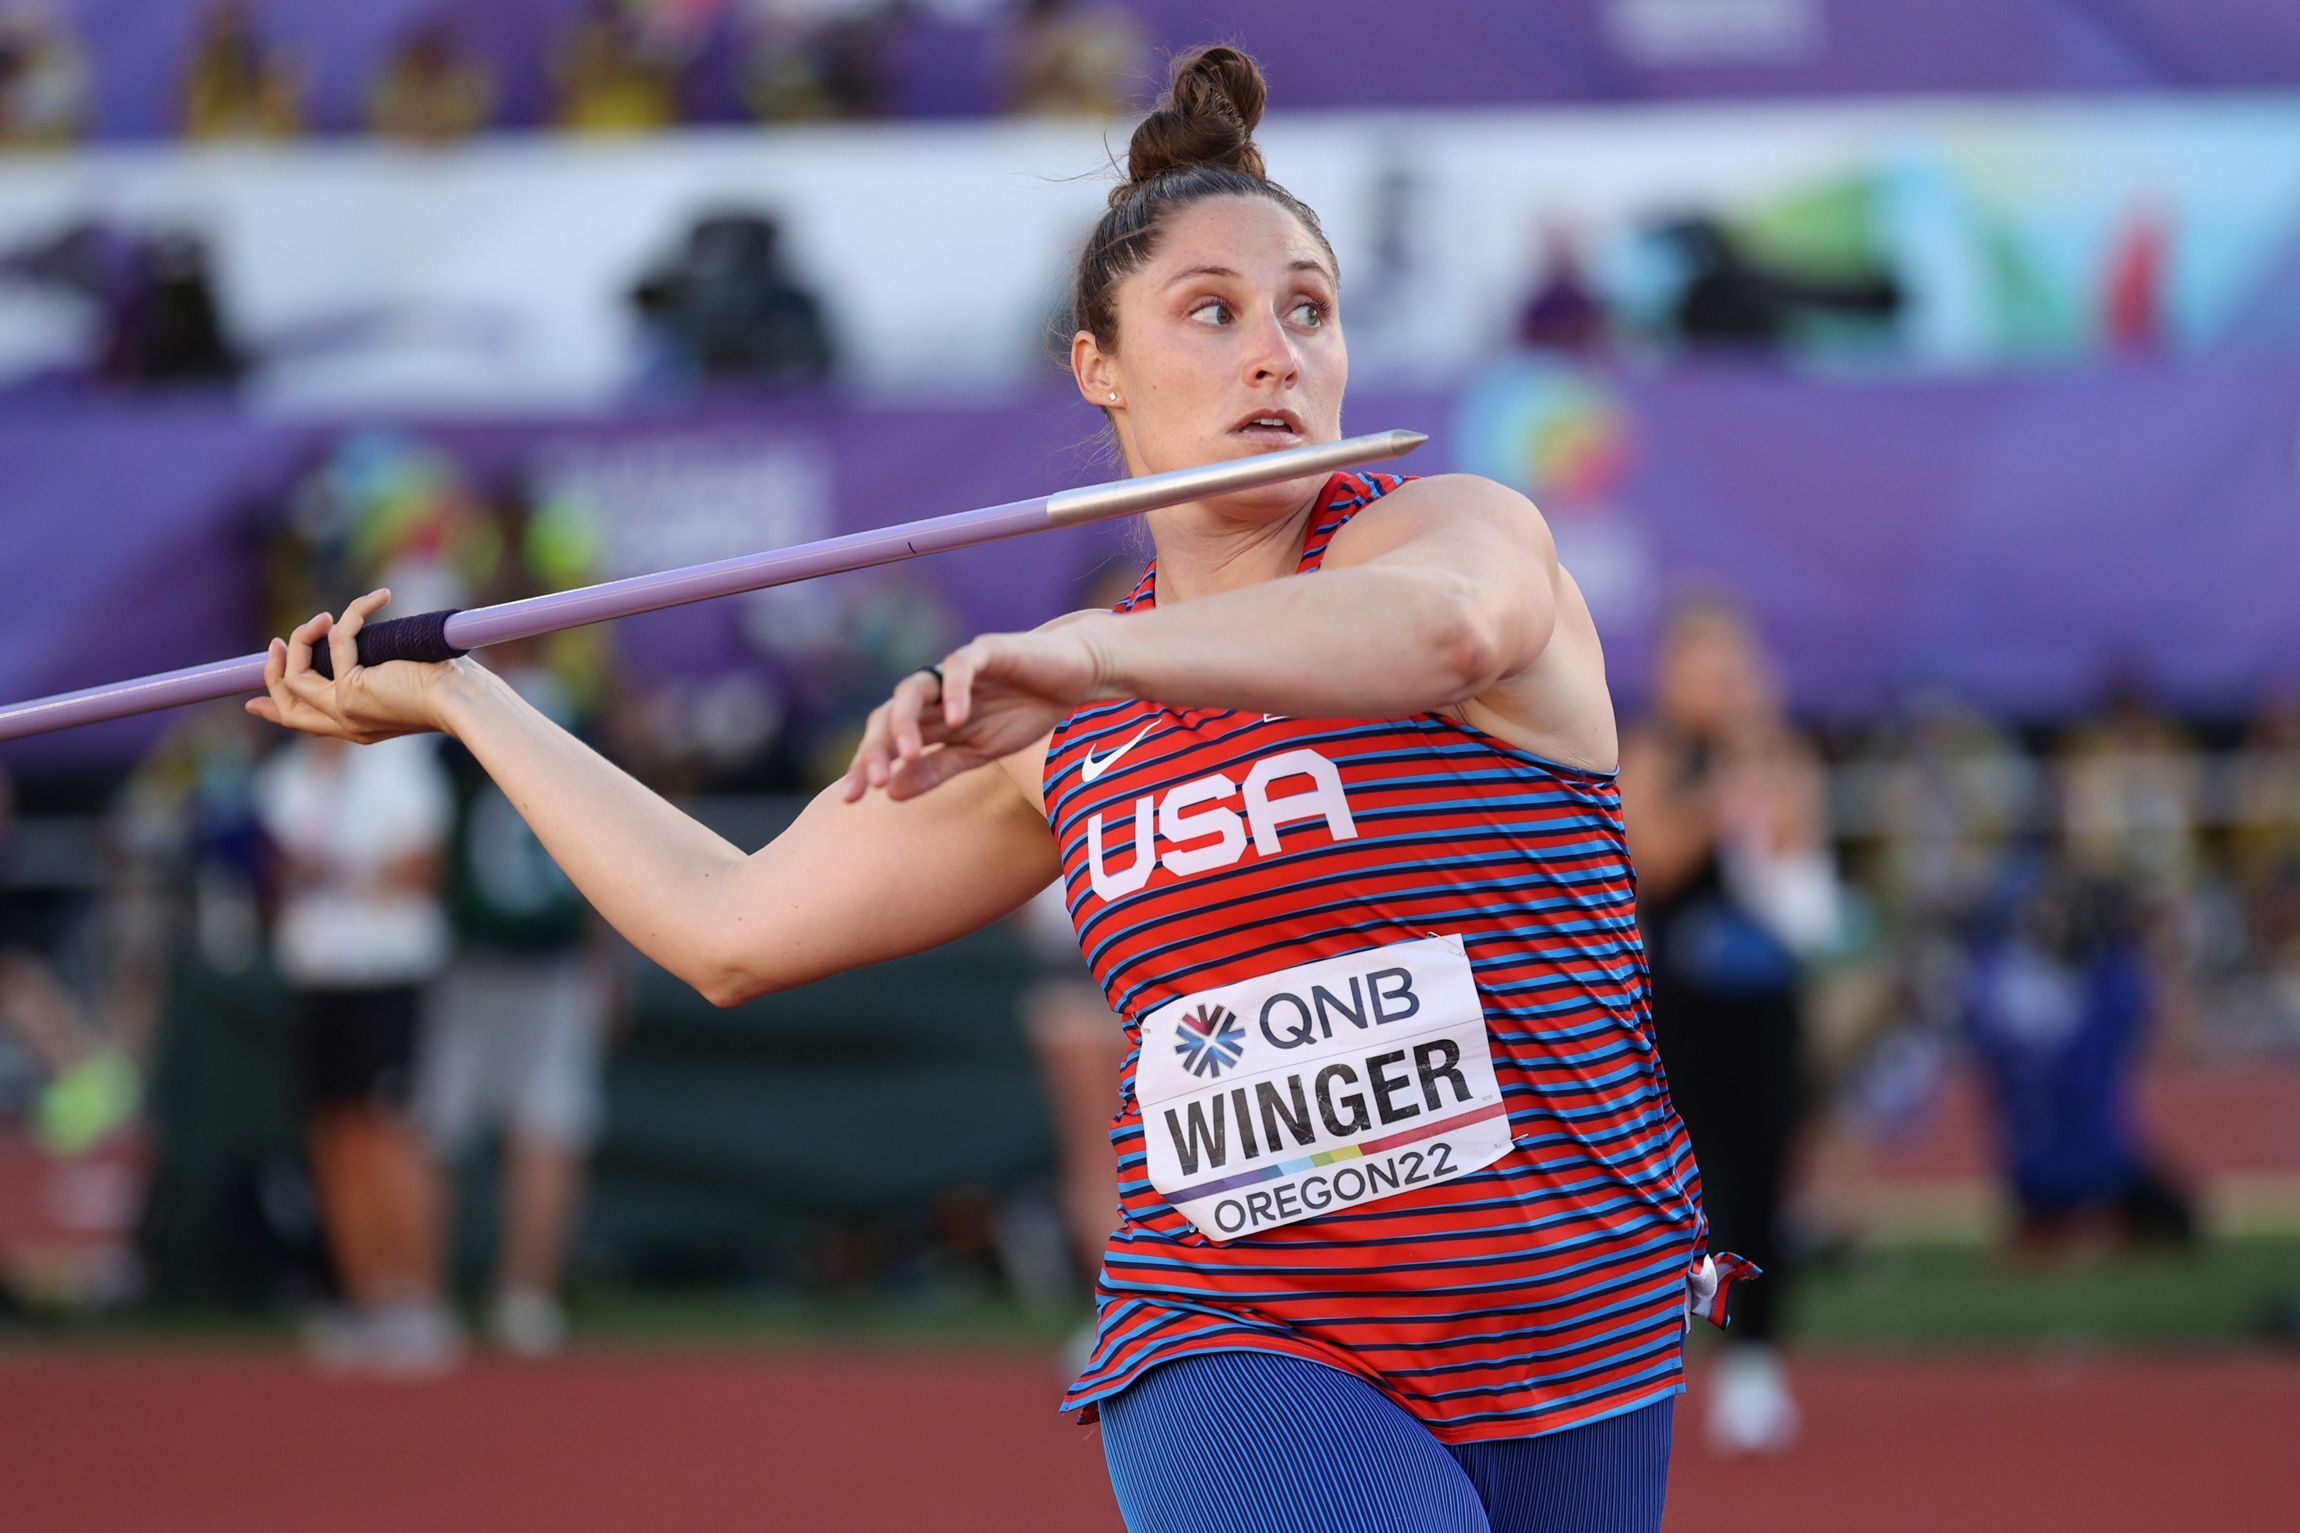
[1229,409,1304,445]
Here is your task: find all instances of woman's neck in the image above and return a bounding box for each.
[1144,489,1323,605]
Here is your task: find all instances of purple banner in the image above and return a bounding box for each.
[6,361,2300,772]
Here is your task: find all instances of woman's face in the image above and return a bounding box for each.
[1073,195,1346,518]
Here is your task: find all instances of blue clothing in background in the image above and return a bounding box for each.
[1962,937,2150,1215]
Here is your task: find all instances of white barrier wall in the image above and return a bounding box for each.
[0,97,2291,409]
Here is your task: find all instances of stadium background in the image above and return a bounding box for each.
[1,2,2296,1527]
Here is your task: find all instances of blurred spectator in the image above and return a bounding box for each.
[2229,696,2300,891]
[1659,214,1899,351]
[1858,693,2037,927]
[416,505,621,1360]
[2057,683,2205,1049]
[1962,857,2196,1255]
[1001,0,1143,116]
[553,0,680,134]
[0,220,243,386]
[1513,222,1608,356]
[116,713,273,980]
[2059,683,2204,904]
[365,24,497,145]
[255,734,460,1376]
[2226,696,2300,1042]
[0,765,137,1159]
[129,229,243,384]
[0,2,86,148]
[181,1,302,141]
[629,210,836,388]
[742,0,889,122]
[1622,595,1843,1456]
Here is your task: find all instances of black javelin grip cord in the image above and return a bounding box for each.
[309,607,464,679]
[0,430,1427,741]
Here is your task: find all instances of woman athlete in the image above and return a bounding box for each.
[248,46,1745,1533]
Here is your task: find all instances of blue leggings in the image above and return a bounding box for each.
[1099,1350,1673,1533]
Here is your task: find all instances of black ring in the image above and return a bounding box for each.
[918,664,945,700]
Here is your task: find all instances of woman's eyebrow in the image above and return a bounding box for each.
[1161,259,1332,289]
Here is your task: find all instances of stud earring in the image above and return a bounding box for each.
[1107,392,1119,403]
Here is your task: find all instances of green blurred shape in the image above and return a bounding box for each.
[1732,171,1886,281]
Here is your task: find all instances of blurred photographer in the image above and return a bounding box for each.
[629,210,836,390]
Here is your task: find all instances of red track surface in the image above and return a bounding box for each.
[1,1347,2291,1531]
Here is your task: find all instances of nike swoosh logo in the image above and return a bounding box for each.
[1079,723,1157,783]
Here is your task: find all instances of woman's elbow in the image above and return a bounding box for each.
[1431,576,1535,698]
[696,950,777,1009]
[1440,626,1502,698]
[700,971,755,1009]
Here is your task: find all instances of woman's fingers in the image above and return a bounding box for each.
[888,743,985,802]
[260,634,322,734]
[841,639,1032,803]
[890,668,943,764]
[282,612,327,683]
[327,605,359,683]
[327,587,391,681]
[280,618,323,701]
[249,636,291,725]
[941,642,982,730]
[841,703,895,802]
[258,614,355,737]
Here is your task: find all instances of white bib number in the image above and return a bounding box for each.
[1137,934,1512,1242]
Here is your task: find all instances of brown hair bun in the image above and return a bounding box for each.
[1120,45,1268,196]
[1068,44,1331,355]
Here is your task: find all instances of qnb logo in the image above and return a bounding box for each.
[1173,1004,1246,1079]
[1085,748,1359,903]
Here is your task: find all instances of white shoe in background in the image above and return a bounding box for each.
[1707,1345,1801,1456]
[365,1299,466,1380]
[490,1289,568,1359]
[306,1299,465,1380]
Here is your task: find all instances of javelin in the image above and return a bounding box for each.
[0,430,1426,744]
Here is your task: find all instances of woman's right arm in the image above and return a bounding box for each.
[253,595,1059,1008]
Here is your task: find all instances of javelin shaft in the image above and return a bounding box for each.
[0,430,1426,744]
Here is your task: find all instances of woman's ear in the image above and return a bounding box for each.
[1071,330,1120,409]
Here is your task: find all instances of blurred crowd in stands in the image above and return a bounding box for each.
[0,0,1151,148]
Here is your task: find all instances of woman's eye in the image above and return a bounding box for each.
[1291,299,1327,327]
[1188,299,1232,325]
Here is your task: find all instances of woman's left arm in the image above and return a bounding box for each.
[854,476,1567,800]
[1087,474,1557,717]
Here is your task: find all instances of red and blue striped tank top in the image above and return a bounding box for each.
[1044,470,1747,1444]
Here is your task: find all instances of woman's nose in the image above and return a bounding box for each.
[1242,310,1300,386]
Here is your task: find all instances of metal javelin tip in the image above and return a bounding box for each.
[1043,429,1430,527]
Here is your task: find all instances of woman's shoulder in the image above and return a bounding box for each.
[1346,470,1535,514]
[1318,472,1554,566]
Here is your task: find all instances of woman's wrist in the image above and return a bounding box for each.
[426,656,505,740]
[1073,613,1130,702]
